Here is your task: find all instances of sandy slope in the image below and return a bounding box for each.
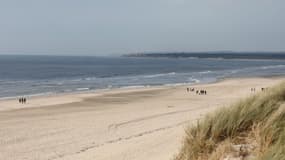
[0,77,284,160]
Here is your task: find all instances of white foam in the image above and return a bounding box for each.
[199,70,212,74]
[261,65,285,70]
[163,83,190,87]
[0,92,55,100]
[188,78,201,83]
[143,72,176,78]
[119,85,146,89]
[76,88,90,91]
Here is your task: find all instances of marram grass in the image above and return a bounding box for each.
[175,82,285,160]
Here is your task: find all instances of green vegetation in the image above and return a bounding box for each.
[175,82,285,160]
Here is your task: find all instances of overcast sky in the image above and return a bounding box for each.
[0,0,284,55]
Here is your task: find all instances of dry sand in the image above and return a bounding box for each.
[0,77,284,160]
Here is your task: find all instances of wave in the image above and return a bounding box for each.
[84,77,99,81]
[245,64,285,71]
[143,72,176,78]
[198,70,213,74]
[188,78,201,83]
[76,88,90,91]
[119,85,148,89]
[163,83,189,87]
[261,65,285,70]
[0,92,56,100]
[223,64,285,75]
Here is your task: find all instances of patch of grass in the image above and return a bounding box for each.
[175,82,285,160]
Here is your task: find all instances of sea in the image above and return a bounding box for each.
[0,55,285,99]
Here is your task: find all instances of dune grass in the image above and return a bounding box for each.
[175,82,285,160]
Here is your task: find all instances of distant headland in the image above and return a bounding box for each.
[123,52,285,60]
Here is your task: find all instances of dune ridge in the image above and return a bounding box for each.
[175,81,285,160]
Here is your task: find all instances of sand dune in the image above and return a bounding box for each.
[0,77,284,160]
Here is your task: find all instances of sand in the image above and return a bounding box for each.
[0,77,284,160]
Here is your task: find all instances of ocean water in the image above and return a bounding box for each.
[0,55,284,98]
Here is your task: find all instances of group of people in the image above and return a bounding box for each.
[250,88,256,92]
[196,89,207,95]
[250,87,268,92]
[18,97,27,104]
[186,87,195,92]
[186,87,207,95]
[261,87,269,91]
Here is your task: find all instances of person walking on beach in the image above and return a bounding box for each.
[18,97,27,104]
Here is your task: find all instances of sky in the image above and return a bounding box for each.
[0,0,284,55]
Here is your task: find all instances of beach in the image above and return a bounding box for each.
[0,77,284,160]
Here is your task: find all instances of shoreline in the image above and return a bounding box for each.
[1,74,283,100]
[0,76,284,112]
[0,64,284,100]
